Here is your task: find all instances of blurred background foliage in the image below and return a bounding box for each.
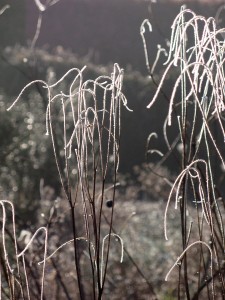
[0,0,223,223]
[0,45,156,210]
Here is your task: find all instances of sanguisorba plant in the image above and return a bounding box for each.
[141,5,225,299]
[2,63,131,299]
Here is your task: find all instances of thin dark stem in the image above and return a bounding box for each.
[192,266,225,300]
[70,199,85,300]
[99,178,116,299]
[51,258,73,300]
[102,211,158,300]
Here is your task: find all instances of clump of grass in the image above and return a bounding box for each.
[2,62,133,299]
[142,5,225,299]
